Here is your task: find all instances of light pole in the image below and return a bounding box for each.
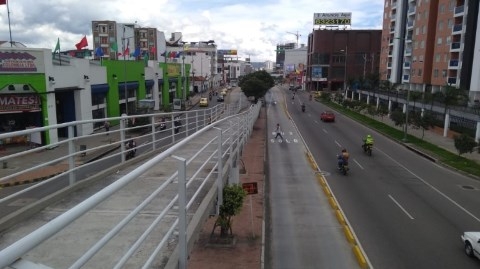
[340,46,348,91]
[121,27,134,115]
[180,41,187,109]
[403,87,411,142]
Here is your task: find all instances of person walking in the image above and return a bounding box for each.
[104,121,110,135]
[274,123,284,141]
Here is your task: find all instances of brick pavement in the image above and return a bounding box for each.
[187,107,266,269]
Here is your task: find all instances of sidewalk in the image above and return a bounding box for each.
[187,104,265,269]
[0,95,202,187]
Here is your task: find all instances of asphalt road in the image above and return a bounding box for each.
[265,87,360,269]
[287,89,480,268]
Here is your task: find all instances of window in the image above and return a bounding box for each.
[435,54,440,62]
[415,28,420,35]
[442,70,447,78]
[446,36,451,44]
[422,25,426,34]
[448,19,453,28]
[440,4,445,13]
[419,55,424,62]
[417,69,422,76]
[434,69,439,77]
[449,0,455,10]
[101,26,107,33]
[437,38,442,45]
[438,21,443,30]
[100,36,108,44]
[421,40,425,48]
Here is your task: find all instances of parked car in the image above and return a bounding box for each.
[199,97,209,107]
[461,231,480,260]
[217,95,224,102]
[320,111,335,122]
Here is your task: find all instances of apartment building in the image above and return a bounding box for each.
[275,42,296,71]
[380,0,480,102]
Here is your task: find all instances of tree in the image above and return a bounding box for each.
[211,184,247,238]
[239,70,274,102]
[410,111,435,139]
[389,109,406,127]
[454,134,477,156]
[436,84,468,120]
[410,91,422,111]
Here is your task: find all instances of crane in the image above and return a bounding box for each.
[286,31,301,48]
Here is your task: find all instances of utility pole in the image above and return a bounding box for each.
[286,31,301,48]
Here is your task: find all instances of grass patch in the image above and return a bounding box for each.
[323,100,480,178]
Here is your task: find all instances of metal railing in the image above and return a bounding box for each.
[0,100,260,268]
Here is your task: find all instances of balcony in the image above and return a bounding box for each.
[407,21,414,29]
[387,62,392,68]
[454,5,464,17]
[447,77,457,85]
[405,48,412,55]
[403,74,410,82]
[404,62,411,68]
[408,7,416,15]
[451,42,461,51]
[452,24,463,34]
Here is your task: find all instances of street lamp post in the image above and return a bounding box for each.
[121,28,134,115]
[340,46,348,91]
[403,87,411,142]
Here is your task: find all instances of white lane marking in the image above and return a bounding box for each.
[381,149,480,224]
[335,140,341,147]
[314,120,319,124]
[389,194,415,220]
[353,159,364,170]
[322,129,328,133]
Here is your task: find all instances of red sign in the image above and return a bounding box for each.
[0,94,41,112]
[242,182,258,195]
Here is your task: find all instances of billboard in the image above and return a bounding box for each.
[312,66,327,81]
[313,13,352,26]
[0,50,45,73]
[217,49,238,56]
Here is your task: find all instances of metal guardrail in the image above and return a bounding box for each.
[0,100,260,268]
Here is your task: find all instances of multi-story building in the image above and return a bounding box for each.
[379,0,480,103]
[275,42,296,72]
[284,44,308,88]
[306,29,382,91]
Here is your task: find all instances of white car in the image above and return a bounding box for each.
[461,232,480,259]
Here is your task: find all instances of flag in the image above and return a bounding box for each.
[53,38,60,54]
[0,0,6,5]
[143,51,149,66]
[123,39,130,58]
[110,42,118,52]
[75,36,88,50]
[132,46,140,58]
[95,47,104,57]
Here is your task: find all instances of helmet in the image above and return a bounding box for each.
[366,134,372,138]
[342,148,347,152]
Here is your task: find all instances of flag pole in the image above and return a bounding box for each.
[7,0,13,47]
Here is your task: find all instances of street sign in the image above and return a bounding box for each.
[242,182,258,195]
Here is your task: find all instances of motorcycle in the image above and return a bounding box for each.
[174,118,182,134]
[301,104,306,112]
[362,143,373,156]
[337,155,349,175]
[125,140,137,160]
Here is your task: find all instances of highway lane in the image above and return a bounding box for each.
[287,90,480,268]
[265,87,360,269]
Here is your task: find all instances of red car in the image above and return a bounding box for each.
[320,111,335,122]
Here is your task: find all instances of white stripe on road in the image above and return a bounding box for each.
[389,194,415,220]
[353,159,364,170]
[335,140,341,147]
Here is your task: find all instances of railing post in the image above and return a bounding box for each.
[195,110,199,132]
[214,127,223,215]
[172,155,187,269]
[151,115,156,151]
[68,125,76,185]
[171,114,176,143]
[120,116,126,163]
[185,112,189,137]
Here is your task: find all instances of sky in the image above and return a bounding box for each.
[0,0,384,62]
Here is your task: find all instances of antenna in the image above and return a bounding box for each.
[286,31,301,48]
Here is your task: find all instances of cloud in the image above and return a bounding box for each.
[0,0,383,61]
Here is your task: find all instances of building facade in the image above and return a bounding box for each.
[275,42,296,72]
[284,45,308,88]
[306,29,382,91]
[379,0,480,103]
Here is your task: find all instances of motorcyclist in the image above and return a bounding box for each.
[338,148,350,169]
[174,117,182,134]
[125,139,137,159]
[301,103,306,112]
[362,134,374,151]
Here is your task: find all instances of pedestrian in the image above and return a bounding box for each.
[104,121,110,135]
[274,123,283,141]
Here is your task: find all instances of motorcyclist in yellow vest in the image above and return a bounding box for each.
[363,134,374,151]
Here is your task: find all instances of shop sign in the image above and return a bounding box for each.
[0,94,41,112]
[0,50,45,73]
[313,12,352,26]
